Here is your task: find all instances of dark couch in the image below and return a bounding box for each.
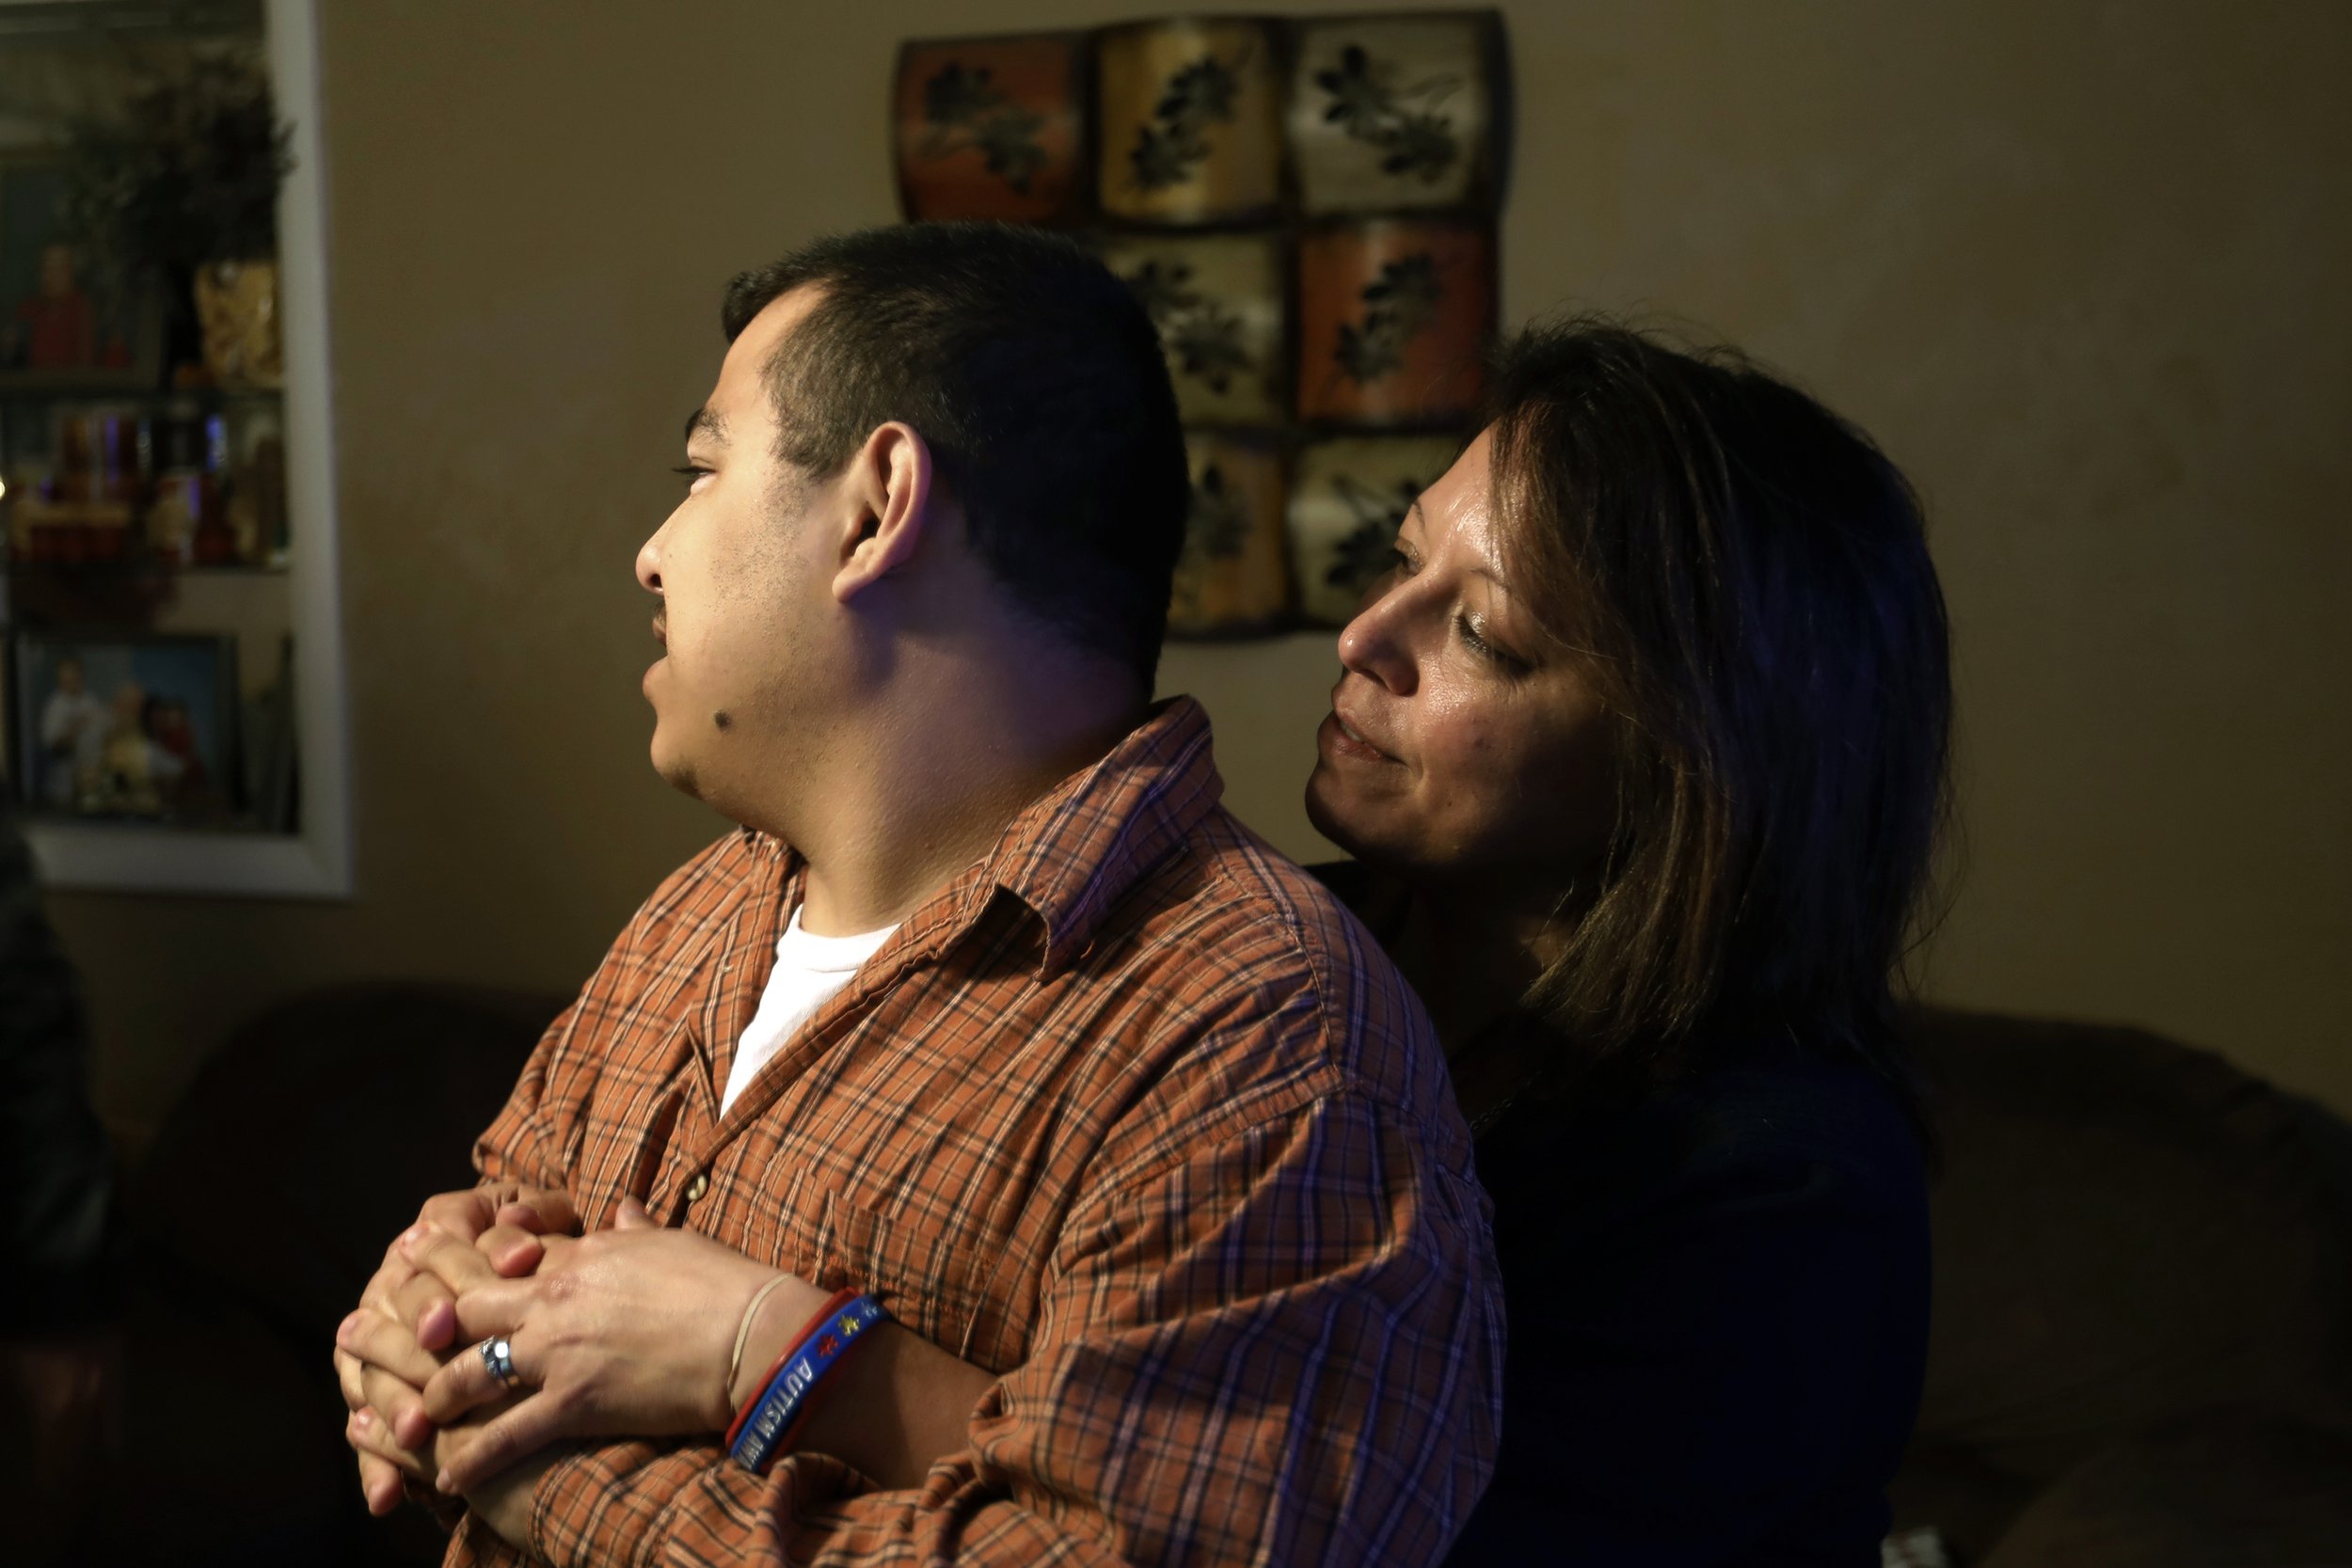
[67,984,563,1568]
[56,989,2352,1567]
[1894,1010,2352,1565]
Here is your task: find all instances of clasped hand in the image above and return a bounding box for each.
[334,1183,818,1533]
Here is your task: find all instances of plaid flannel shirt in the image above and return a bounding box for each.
[447,697,1502,1567]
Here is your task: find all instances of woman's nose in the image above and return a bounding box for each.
[1337,583,1416,695]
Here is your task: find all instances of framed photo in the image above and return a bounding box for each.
[1288,12,1504,216]
[9,629,239,823]
[1099,231,1289,428]
[0,152,164,394]
[896,33,1090,226]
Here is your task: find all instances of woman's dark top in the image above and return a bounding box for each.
[1311,863,1931,1566]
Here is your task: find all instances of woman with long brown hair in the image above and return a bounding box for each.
[1309,317,1951,1561]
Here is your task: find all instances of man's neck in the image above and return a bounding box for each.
[791,661,1146,937]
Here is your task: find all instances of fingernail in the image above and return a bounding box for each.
[353,1407,373,1431]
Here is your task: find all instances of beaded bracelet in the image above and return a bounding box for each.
[726,1291,887,1474]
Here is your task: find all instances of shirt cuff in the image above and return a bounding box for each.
[400,1472,468,1533]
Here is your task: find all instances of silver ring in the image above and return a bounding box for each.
[478,1335,522,1391]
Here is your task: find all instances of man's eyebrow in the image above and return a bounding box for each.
[683,405,728,445]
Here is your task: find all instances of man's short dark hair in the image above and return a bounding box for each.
[722,223,1187,685]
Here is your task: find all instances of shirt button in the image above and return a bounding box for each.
[684,1173,709,1203]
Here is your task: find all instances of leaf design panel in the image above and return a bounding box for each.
[895,36,1086,225]
[1291,17,1495,215]
[1099,232,1287,428]
[1287,436,1462,626]
[1296,220,1493,426]
[1096,20,1285,225]
[1169,434,1289,636]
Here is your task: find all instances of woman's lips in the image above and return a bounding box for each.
[1319,710,1395,763]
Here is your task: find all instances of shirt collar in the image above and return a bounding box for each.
[732,696,1224,975]
[978,695,1224,975]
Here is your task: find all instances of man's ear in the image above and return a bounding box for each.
[831,421,935,606]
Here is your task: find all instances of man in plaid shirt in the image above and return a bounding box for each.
[335,223,1502,1566]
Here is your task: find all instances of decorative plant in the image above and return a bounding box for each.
[63,50,293,274]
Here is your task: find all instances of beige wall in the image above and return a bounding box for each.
[51,0,2352,1139]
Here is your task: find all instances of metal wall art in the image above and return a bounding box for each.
[1295,217,1493,426]
[1287,434,1462,626]
[895,10,1507,636]
[1097,19,1287,227]
[1098,231,1288,427]
[895,33,1089,227]
[1288,14,1500,216]
[1170,433,1289,636]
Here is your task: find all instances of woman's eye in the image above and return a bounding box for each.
[1454,612,1522,670]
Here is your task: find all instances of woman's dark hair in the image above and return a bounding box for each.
[1488,317,1953,1106]
[722,222,1188,687]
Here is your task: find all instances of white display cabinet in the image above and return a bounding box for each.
[4,0,349,896]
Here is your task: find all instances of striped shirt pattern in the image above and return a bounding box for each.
[448,697,1502,1568]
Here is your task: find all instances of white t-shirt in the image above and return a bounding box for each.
[719,904,898,1115]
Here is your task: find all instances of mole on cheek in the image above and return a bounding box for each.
[712,710,732,731]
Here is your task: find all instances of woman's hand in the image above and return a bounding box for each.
[404,1198,831,1493]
